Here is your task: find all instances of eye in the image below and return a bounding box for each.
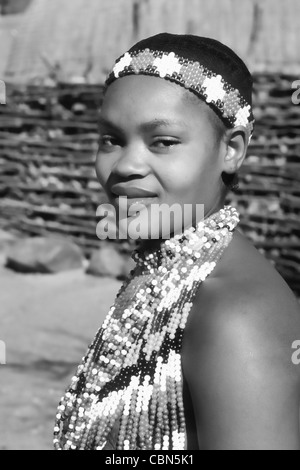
[98,135,121,148]
[151,138,180,149]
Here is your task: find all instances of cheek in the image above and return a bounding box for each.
[158,156,207,191]
[95,154,111,186]
[157,152,220,204]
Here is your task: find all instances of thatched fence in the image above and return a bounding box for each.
[0,0,300,297]
[0,72,300,296]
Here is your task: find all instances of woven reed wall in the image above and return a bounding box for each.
[2,0,300,84]
[0,75,300,296]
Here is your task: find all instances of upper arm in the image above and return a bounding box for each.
[182,283,300,450]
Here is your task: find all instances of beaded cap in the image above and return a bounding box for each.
[54,206,240,450]
[105,33,255,140]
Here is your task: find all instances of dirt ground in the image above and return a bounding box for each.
[0,248,121,450]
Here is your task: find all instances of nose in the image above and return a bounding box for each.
[111,143,150,179]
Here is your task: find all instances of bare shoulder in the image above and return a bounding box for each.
[183,229,300,365]
[182,230,300,449]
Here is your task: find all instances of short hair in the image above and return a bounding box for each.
[106,33,255,141]
[182,88,228,143]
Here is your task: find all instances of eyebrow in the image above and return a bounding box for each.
[98,116,188,133]
[98,116,120,132]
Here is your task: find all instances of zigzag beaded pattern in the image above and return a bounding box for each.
[53,206,240,451]
[105,49,254,139]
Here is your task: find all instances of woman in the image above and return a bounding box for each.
[54,33,300,450]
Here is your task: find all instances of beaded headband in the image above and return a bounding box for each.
[105,34,255,141]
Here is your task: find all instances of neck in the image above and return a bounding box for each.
[54,204,240,451]
[136,199,225,254]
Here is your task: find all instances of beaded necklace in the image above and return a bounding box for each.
[54,206,239,450]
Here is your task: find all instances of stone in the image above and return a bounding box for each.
[0,230,17,266]
[0,229,16,251]
[5,237,85,273]
[0,229,16,246]
[86,245,126,278]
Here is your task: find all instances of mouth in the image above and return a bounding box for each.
[110,184,157,198]
[109,185,158,214]
[111,195,158,214]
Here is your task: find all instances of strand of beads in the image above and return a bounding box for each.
[53,206,239,450]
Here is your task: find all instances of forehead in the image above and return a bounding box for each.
[101,75,210,127]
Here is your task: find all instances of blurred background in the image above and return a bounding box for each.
[0,0,299,450]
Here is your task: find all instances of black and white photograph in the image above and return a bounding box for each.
[0,0,300,453]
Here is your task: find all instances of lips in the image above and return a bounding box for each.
[109,184,158,214]
[110,184,157,198]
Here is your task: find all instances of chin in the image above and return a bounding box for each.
[117,213,159,240]
[117,213,187,241]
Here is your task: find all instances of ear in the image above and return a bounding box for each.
[222,126,248,174]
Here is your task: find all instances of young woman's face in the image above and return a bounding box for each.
[95,75,226,239]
